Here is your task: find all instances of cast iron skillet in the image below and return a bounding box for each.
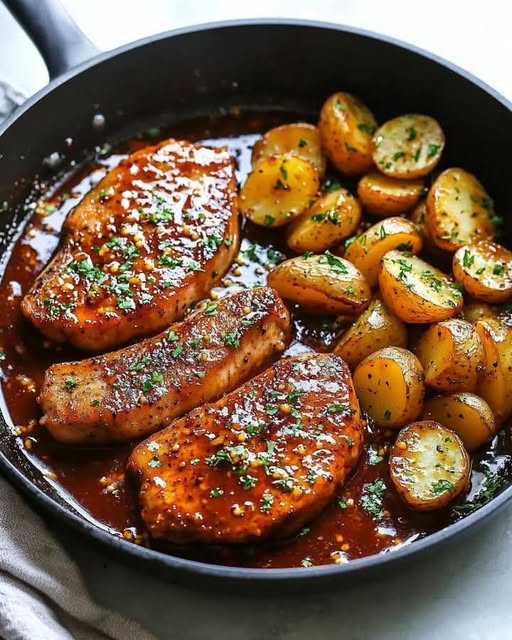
[0,0,511,591]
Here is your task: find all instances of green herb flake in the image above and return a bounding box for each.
[318,250,348,274]
[148,456,163,469]
[222,331,240,349]
[431,479,454,495]
[260,490,274,513]
[493,264,505,276]
[360,479,386,520]
[298,138,308,148]
[301,557,313,568]
[463,249,475,268]
[357,122,376,135]
[210,487,224,498]
[65,378,78,390]
[264,214,276,226]
[427,143,441,159]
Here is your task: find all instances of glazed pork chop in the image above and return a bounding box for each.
[39,287,290,444]
[22,138,238,351]
[128,353,363,544]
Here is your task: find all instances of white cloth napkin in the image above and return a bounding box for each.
[0,474,155,640]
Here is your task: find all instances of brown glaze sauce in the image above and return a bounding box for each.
[0,112,511,569]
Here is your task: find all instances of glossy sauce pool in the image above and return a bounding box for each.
[0,113,511,569]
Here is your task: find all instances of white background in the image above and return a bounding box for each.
[0,1,511,639]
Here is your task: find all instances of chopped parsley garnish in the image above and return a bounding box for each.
[222,331,240,349]
[493,264,505,276]
[65,378,78,390]
[238,474,258,490]
[406,126,417,141]
[318,250,348,274]
[383,409,392,421]
[357,122,376,135]
[335,99,346,112]
[279,161,288,180]
[301,557,313,567]
[338,499,347,510]
[326,403,349,414]
[273,477,295,492]
[264,214,276,226]
[298,138,308,148]
[344,142,357,153]
[360,479,386,520]
[148,456,163,469]
[44,299,73,316]
[128,357,150,372]
[204,301,218,315]
[205,449,232,466]
[427,143,441,159]
[392,151,405,161]
[312,209,340,224]
[432,479,454,495]
[260,490,274,513]
[463,249,475,268]
[67,258,106,284]
[210,487,224,498]
[369,453,384,465]
[171,344,184,358]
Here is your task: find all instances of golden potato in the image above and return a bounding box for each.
[474,318,512,423]
[353,347,425,428]
[422,393,496,452]
[390,421,470,511]
[345,217,422,287]
[415,319,483,392]
[372,114,444,179]
[357,172,424,216]
[286,188,361,253]
[267,252,370,315]
[333,298,407,368]
[379,250,463,323]
[318,92,377,175]
[461,301,497,323]
[251,122,326,178]
[453,240,512,303]
[239,155,319,227]
[426,168,496,251]
[409,200,448,263]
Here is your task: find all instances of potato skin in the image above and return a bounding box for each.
[252,122,326,178]
[345,217,422,287]
[426,168,495,252]
[239,155,320,227]
[422,393,496,452]
[474,318,512,424]
[353,347,425,428]
[286,188,361,253]
[389,421,470,511]
[357,172,424,216]
[453,240,512,303]
[333,299,407,368]
[415,319,483,392]
[318,92,377,175]
[267,253,370,315]
[372,114,444,179]
[379,250,463,323]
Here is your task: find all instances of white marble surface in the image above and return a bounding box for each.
[1,1,511,638]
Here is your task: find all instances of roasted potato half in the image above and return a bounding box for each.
[379,250,463,323]
[474,318,512,423]
[345,217,422,287]
[415,319,484,392]
[409,200,448,263]
[286,188,361,253]
[318,92,377,175]
[333,299,407,368]
[426,168,496,252]
[251,122,326,178]
[267,252,370,315]
[353,347,425,428]
[390,421,470,511]
[422,393,496,452]
[357,172,424,217]
[239,155,320,227]
[372,114,444,179]
[453,240,512,303]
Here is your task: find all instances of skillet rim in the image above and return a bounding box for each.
[0,17,511,584]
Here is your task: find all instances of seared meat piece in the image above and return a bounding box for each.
[39,287,290,444]
[22,138,238,351]
[128,353,363,544]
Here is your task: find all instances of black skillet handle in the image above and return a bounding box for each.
[3,0,100,78]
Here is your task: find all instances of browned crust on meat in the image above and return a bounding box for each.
[128,353,363,544]
[21,139,238,351]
